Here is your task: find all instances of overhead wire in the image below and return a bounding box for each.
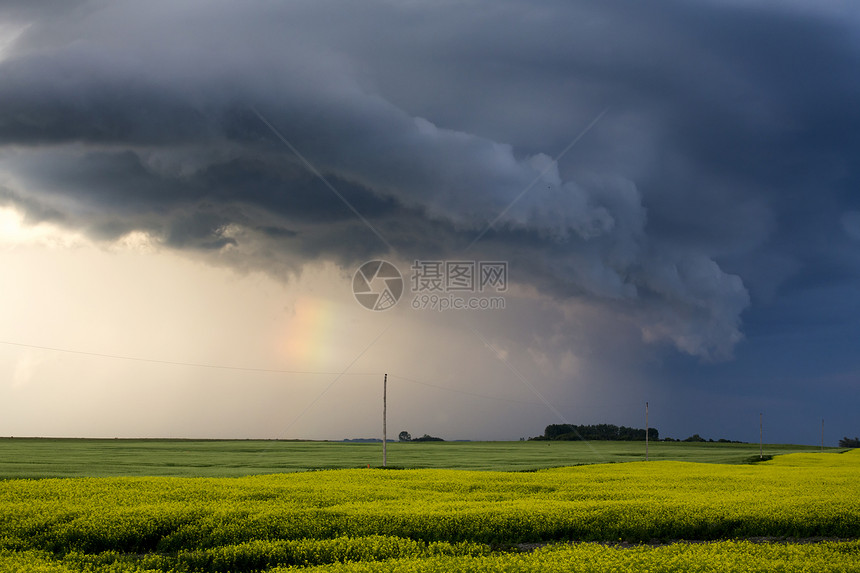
[0,340,540,405]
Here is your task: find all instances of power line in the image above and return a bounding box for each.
[388,374,540,406]
[0,340,540,405]
[0,340,376,376]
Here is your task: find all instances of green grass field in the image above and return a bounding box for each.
[0,437,842,478]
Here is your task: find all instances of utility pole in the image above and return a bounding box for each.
[821,418,824,453]
[383,373,387,467]
[759,412,763,460]
[645,401,649,462]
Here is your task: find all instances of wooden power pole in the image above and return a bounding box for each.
[383,373,387,467]
[645,401,649,462]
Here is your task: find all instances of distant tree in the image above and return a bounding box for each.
[839,436,860,448]
[413,434,444,442]
[398,431,412,442]
[683,434,706,442]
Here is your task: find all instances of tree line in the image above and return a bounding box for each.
[398,431,443,442]
[530,423,659,441]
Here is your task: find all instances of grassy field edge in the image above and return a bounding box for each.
[0,437,845,478]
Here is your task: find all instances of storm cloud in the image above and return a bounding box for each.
[1,0,858,368]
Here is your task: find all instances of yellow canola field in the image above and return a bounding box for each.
[3,540,860,573]
[0,450,858,572]
[279,540,860,573]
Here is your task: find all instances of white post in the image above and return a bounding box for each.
[383,373,387,467]
[645,401,649,462]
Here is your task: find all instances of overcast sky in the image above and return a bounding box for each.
[0,0,858,445]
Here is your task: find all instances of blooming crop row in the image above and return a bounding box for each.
[271,540,860,573]
[2,540,859,573]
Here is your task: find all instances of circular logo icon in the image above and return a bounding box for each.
[352,260,404,311]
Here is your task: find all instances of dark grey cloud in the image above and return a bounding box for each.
[0,0,858,365]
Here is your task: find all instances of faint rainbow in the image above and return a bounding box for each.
[283,297,337,369]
